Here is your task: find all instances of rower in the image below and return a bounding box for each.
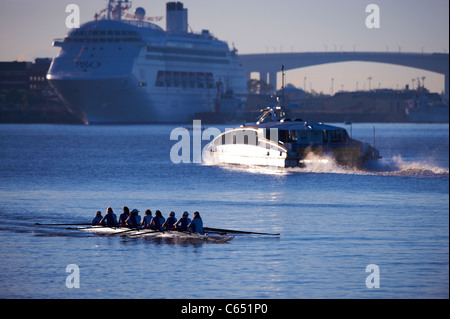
[174,211,191,232]
[141,209,152,228]
[100,207,117,226]
[126,209,140,227]
[156,210,165,229]
[162,211,177,230]
[149,210,164,230]
[188,211,204,235]
[119,206,130,226]
[91,211,103,225]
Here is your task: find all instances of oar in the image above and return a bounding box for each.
[203,227,280,236]
[35,223,94,226]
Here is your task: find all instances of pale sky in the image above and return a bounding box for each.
[1,0,448,93]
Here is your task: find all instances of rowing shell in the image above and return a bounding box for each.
[80,226,234,243]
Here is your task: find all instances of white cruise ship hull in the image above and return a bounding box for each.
[48,75,234,123]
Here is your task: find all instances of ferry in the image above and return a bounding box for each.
[47,1,247,124]
[204,105,381,169]
[204,67,381,169]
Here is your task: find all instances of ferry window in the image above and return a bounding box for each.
[121,31,127,35]
[244,135,248,145]
[79,31,85,36]
[107,38,113,42]
[107,31,113,35]
[289,130,297,141]
[221,134,225,145]
[233,135,236,144]
[308,131,322,143]
[100,31,105,35]
[299,131,307,141]
[328,130,347,143]
[92,31,98,35]
[279,130,289,143]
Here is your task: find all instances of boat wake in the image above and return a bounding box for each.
[295,153,449,177]
[204,153,449,178]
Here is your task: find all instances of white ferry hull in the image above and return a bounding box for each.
[204,144,290,167]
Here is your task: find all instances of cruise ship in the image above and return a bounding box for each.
[47,1,247,124]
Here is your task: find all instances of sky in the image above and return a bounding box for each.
[1,0,448,94]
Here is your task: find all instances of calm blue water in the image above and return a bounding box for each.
[0,123,448,299]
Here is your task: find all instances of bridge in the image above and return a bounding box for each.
[238,52,449,100]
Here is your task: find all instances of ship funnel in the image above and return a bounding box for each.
[166,2,188,33]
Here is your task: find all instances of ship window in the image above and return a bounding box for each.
[107,38,113,42]
[92,31,98,35]
[221,134,226,145]
[79,31,85,36]
[114,31,120,35]
[100,31,106,35]
[165,71,172,87]
[107,31,113,35]
[206,73,214,88]
[233,135,236,144]
[121,31,127,35]
[197,72,205,88]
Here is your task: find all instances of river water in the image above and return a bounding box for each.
[0,122,448,299]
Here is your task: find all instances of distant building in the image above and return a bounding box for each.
[0,61,29,94]
[28,58,52,93]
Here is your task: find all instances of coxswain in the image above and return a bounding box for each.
[118,206,130,226]
[162,211,177,230]
[141,209,152,228]
[126,209,140,228]
[99,207,117,226]
[188,211,204,235]
[174,211,191,231]
[91,211,103,225]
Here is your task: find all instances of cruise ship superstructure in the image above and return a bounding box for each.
[47,1,247,124]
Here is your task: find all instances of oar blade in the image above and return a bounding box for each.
[203,227,280,236]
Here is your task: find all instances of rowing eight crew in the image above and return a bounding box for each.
[91,206,204,235]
